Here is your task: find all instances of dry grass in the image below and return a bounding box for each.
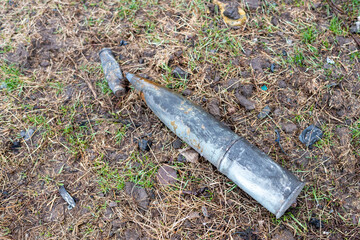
[0,0,359,239]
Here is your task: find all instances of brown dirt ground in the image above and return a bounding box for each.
[0,0,359,239]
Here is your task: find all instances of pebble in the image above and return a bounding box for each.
[138,139,152,151]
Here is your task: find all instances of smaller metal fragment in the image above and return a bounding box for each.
[59,185,76,210]
[257,106,271,119]
[299,125,323,148]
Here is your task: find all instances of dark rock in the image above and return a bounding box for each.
[138,139,152,151]
[182,89,192,96]
[20,128,35,141]
[223,2,241,20]
[250,57,263,73]
[282,123,297,133]
[299,125,323,147]
[125,182,149,210]
[278,80,287,88]
[40,60,50,67]
[244,0,261,10]
[177,154,186,163]
[309,218,325,229]
[172,66,189,79]
[271,16,279,26]
[235,92,256,110]
[138,58,144,64]
[156,165,177,186]
[257,106,271,119]
[225,78,240,91]
[172,138,183,149]
[207,98,221,119]
[240,84,254,97]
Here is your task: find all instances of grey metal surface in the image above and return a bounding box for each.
[125,72,305,218]
[99,48,126,96]
[59,185,76,210]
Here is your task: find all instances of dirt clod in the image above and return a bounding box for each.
[124,229,140,240]
[244,0,261,9]
[225,78,240,91]
[138,139,152,151]
[223,2,241,20]
[271,229,294,240]
[172,66,189,79]
[335,127,350,146]
[309,218,325,229]
[172,138,183,149]
[125,182,150,210]
[282,122,298,133]
[235,92,256,110]
[207,98,221,119]
[240,84,254,97]
[157,165,177,186]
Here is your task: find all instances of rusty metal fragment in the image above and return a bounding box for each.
[99,48,127,96]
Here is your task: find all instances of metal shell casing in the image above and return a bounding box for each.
[126,73,305,218]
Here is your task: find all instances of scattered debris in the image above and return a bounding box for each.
[172,138,183,149]
[20,128,35,141]
[261,85,268,91]
[350,17,360,34]
[125,182,150,210]
[138,139,152,151]
[172,66,189,79]
[257,106,271,119]
[59,185,76,210]
[213,0,247,27]
[178,147,199,163]
[177,154,187,162]
[282,122,298,133]
[182,89,193,96]
[0,83,7,89]
[309,218,325,229]
[235,92,256,110]
[156,165,177,186]
[299,125,323,147]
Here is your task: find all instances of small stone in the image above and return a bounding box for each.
[119,40,128,46]
[257,106,271,119]
[223,2,241,20]
[138,58,144,64]
[157,165,177,186]
[172,138,183,149]
[178,147,199,163]
[240,84,254,97]
[299,125,323,147]
[282,123,298,133]
[226,78,240,91]
[177,154,187,163]
[20,128,35,141]
[172,66,189,79]
[235,92,255,110]
[138,139,152,151]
